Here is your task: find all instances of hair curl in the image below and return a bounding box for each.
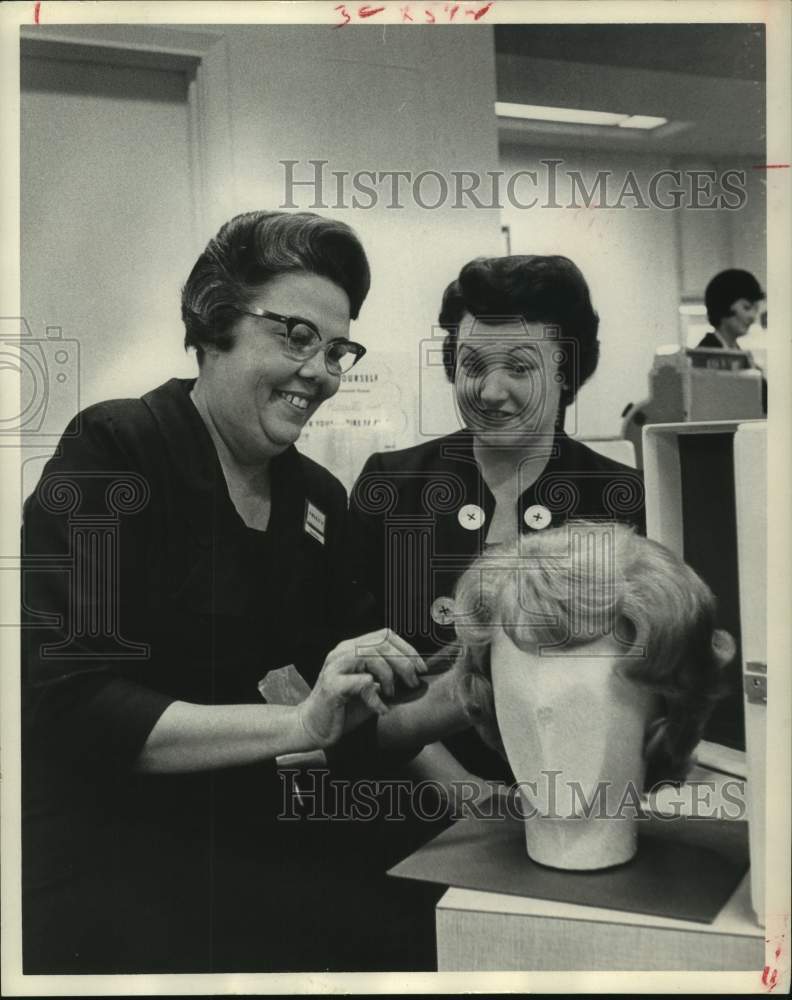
[438,255,600,406]
[181,211,371,362]
[453,521,734,789]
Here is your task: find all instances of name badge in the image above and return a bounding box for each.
[304,501,326,545]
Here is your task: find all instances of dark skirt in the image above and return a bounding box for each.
[22,763,447,974]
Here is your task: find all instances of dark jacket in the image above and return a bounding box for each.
[349,429,645,657]
[21,378,419,974]
[348,429,645,777]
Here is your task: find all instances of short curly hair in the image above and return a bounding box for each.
[181,211,371,362]
[453,521,734,789]
[705,268,764,327]
[438,255,600,406]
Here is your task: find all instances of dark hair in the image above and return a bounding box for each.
[181,211,371,361]
[453,522,734,789]
[705,269,764,327]
[438,255,600,405]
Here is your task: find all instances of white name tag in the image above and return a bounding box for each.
[304,500,326,545]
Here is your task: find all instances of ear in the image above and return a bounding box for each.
[198,339,225,365]
[442,330,457,383]
[556,384,573,419]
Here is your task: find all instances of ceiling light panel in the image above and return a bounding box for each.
[494,102,629,127]
[495,103,669,131]
[619,115,669,130]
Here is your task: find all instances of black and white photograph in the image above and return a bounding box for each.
[1,0,790,993]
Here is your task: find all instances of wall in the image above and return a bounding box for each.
[218,25,503,485]
[723,159,768,362]
[499,144,767,438]
[20,53,199,420]
[499,145,681,439]
[724,159,767,291]
[675,156,767,298]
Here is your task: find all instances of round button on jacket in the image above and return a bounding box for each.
[430,596,457,626]
[524,504,552,530]
[458,504,486,530]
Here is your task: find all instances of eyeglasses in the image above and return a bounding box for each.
[235,307,366,375]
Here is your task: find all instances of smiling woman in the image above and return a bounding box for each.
[20,211,462,973]
[698,268,767,414]
[454,318,565,449]
[189,271,353,516]
[349,254,648,782]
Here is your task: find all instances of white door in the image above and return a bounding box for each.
[20,48,200,477]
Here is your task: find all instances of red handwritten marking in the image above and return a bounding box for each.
[762,965,779,991]
[333,3,352,27]
[334,0,492,26]
[752,164,791,169]
[34,1,41,23]
[468,1,493,19]
[762,918,789,993]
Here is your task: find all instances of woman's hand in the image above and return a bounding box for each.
[297,628,428,748]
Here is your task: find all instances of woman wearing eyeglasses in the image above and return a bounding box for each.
[21,212,460,974]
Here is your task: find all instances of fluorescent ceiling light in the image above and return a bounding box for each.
[495,103,669,131]
[619,115,668,130]
[495,102,628,127]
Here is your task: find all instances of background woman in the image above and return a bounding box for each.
[699,267,767,413]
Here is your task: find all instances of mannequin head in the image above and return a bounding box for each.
[453,522,734,869]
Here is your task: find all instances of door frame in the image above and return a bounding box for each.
[20,23,236,243]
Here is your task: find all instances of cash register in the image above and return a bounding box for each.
[622,345,764,467]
